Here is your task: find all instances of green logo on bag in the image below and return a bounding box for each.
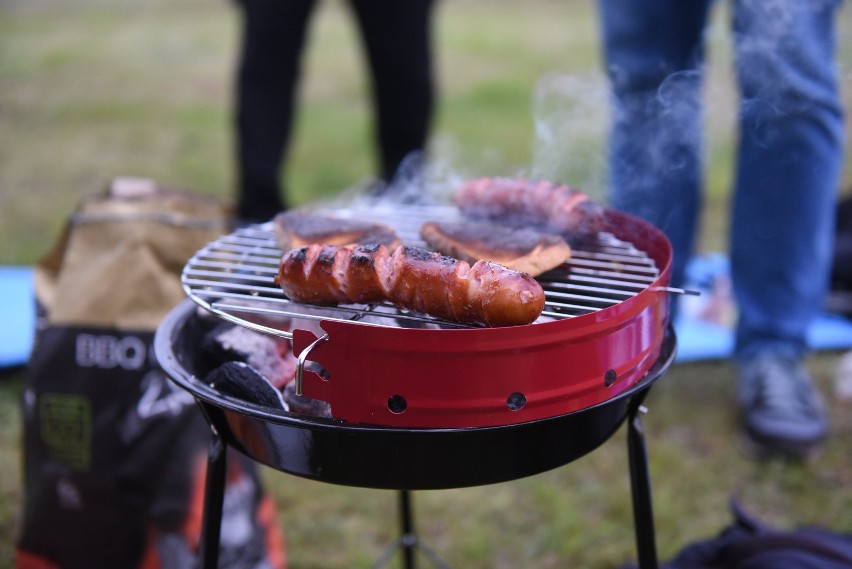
[40,393,92,472]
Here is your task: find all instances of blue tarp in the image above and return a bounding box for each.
[675,253,852,362]
[0,266,35,368]
[2,257,851,368]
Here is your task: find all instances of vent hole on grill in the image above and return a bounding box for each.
[604,369,617,387]
[507,392,526,411]
[387,395,407,414]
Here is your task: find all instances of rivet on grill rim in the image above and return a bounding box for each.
[387,395,407,414]
[604,369,617,387]
[507,392,526,411]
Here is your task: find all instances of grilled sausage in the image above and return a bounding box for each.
[275,243,545,327]
[454,177,605,244]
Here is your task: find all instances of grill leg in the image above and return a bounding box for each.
[400,490,417,569]
[200,436,228,569]
[371,490,451,569]
[627,396,659,569]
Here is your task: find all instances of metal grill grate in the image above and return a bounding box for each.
[181,203,661,339]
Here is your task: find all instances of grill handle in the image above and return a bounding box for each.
[295,333,329,396]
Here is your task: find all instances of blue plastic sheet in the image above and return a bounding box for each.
[0,266,35,368]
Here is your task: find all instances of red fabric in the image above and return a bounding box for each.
[15,550,60,569]
[258,495,288,569]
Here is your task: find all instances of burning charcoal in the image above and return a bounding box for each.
[201,323,296,388]
[282,380,332,418]
[205,361,287,410]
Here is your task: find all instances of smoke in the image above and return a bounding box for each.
[317,68,615,212]
[316,149,463,209]
[310,0,844,218]
[329,72,613,210]
[528,71,611,202]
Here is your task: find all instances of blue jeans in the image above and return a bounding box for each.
[599,0,844,360]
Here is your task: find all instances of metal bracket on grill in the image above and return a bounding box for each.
[295,333,329,396]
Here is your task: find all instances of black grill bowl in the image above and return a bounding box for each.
[154,299,676,490]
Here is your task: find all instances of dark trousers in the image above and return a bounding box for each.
[234,0,435,221]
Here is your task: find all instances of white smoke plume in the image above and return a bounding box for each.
[528,71,611,202]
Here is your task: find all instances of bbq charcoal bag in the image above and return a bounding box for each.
[16,178,286,569]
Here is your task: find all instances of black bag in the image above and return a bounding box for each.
[645,501,852,569]
[16,179,286,569]
[828,194,852,317]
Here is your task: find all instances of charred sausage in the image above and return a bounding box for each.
[275,243,545,327]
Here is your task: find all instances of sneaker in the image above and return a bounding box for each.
[737,352,828,460]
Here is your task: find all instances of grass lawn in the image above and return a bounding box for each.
[3,0,852,567]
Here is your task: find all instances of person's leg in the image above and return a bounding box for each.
[730,0,844,456]
[348,0,435,186]
[598,0,714,291]
[731,0,844,360]
[234,0,317,222]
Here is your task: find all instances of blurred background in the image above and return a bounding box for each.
[2,0,852,567]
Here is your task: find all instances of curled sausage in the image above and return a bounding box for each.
[454,177,605,244]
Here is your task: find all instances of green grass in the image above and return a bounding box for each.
[0,375,22,566]
[3,0,852,567]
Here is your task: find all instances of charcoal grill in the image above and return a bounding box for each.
[154,201,681,569]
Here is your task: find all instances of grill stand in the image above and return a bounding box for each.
[195,396,660,569]
[370,491,452,569]
[153,294,677,568]
[199,436,226,569]
[628,393,658,569]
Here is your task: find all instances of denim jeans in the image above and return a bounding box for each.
[598,0,844,360]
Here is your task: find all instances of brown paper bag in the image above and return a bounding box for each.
[34,177,230,328]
